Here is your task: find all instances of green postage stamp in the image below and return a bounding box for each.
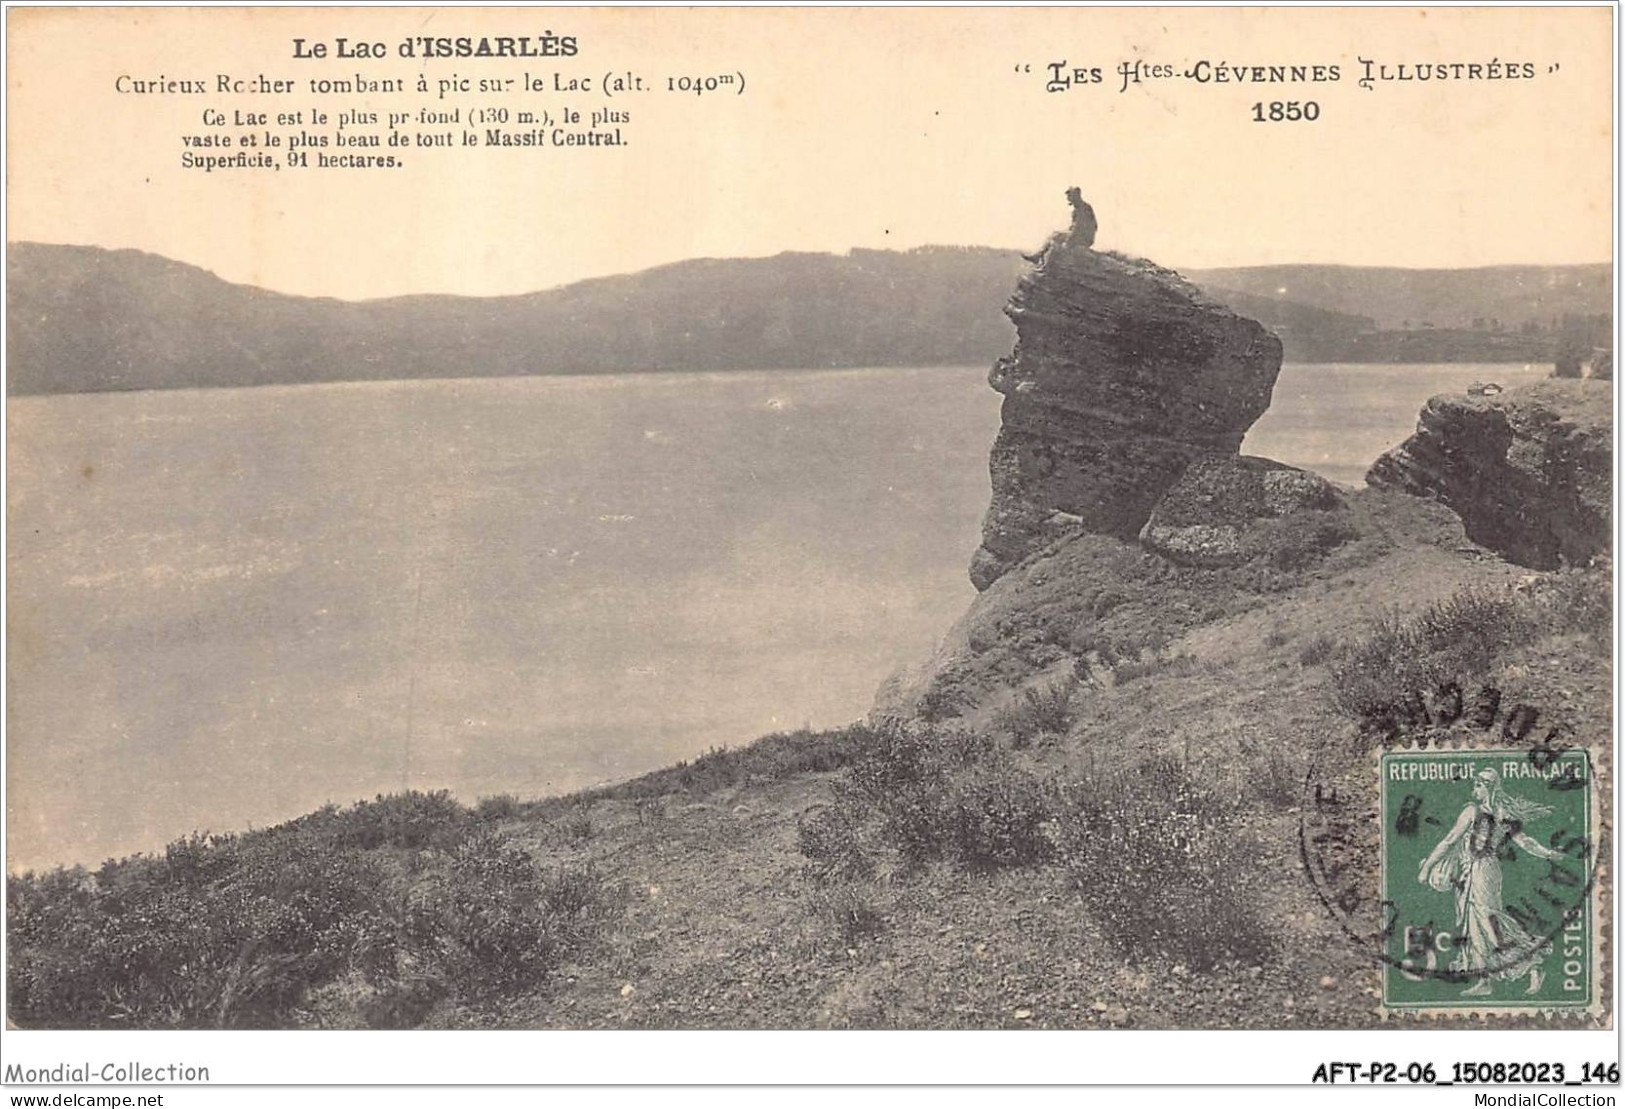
[1380,747,1597,1013]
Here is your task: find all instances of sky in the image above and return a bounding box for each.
[6,6,1615,300]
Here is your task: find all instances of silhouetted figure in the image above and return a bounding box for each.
[1024,188,1099,265]
[1065,187,1097,249]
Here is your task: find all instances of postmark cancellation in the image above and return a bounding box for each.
[1300,683,1610,1024]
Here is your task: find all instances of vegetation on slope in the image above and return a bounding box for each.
[10,529,1607,1028]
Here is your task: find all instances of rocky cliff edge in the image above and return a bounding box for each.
[1367,380,1611,570]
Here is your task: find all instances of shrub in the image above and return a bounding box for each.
[1112,651,1196,687]
[403,833,618,998]
[9,834,391,1029]
[994,676,1078,747]
[941,761,1057,871]
[562,802,595,844]
[332,791,469,851]
[1250,749,1301,810]
[797,805,874,883]
[1297,634,1336,668]
[1331,588,1533,723]
[1057,758,1272,971]
[581,724,870,804]
[1411,588,1531,666]
[836,725,1058,874]
[475,794,520,821]
[357,975,448,1030]
[8,794,627,1028]
[1537,567,1611,647]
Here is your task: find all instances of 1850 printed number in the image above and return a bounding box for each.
[1252,100,1320,122]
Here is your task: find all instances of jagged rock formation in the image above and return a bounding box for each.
[1139,455,1343,568]
[970,194,1284,590]
[1367,380,1611,569]
[873,198,1377,723]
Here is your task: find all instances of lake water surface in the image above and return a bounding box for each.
[6,361,1550,870]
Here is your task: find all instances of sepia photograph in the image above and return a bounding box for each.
[1,2,1617,1090]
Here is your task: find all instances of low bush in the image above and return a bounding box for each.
[9,793,625,1029]
[797,805,874,883]
[581,724,872,804]
[1297,633,1337,668]
[833,725,1058,873]
[562,802,595,844]
[403,833,619,999]
[1056,757,1272,971]
[475,794,520,821]
[1331,587,1534,723]
[9,834,391,1029]
[1111,651,1197,687]
[941,761,1058,871]
[917,682,971,723]
[1535,567,1611,647]
[328,790,469,852]
[1250,749,1301,810]
[994,677,1078,748]
[844,728,953,869]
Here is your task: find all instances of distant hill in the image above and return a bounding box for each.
[1209,287,1561,364]
[6,243,1027,396]
[7,244,1608,395]
[1188,263,1612,332]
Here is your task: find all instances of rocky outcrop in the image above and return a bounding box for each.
[971,194,1283,590]
[1367,380,1611,569]
[1139,455,1343,567]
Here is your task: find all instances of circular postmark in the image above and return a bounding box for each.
[1299,679,1599,1011]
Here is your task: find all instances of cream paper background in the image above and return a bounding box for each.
[6,6,1613,300]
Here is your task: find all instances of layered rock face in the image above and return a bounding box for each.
[1367,380,1611,569]
[970,200,1284,590]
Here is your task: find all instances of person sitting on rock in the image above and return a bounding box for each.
[1024,188,1098,265]
[1065,186,1097,249]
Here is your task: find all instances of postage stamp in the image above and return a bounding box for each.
[1299,678,1609,1024]
[1379,746,1597,1013]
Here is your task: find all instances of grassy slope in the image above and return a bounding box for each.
[344,523,1606,1030]
[12,490,1610,1030]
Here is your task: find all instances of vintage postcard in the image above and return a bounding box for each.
[2,2,1616,1088]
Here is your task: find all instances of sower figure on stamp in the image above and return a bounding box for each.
[1417,769,1567,997]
